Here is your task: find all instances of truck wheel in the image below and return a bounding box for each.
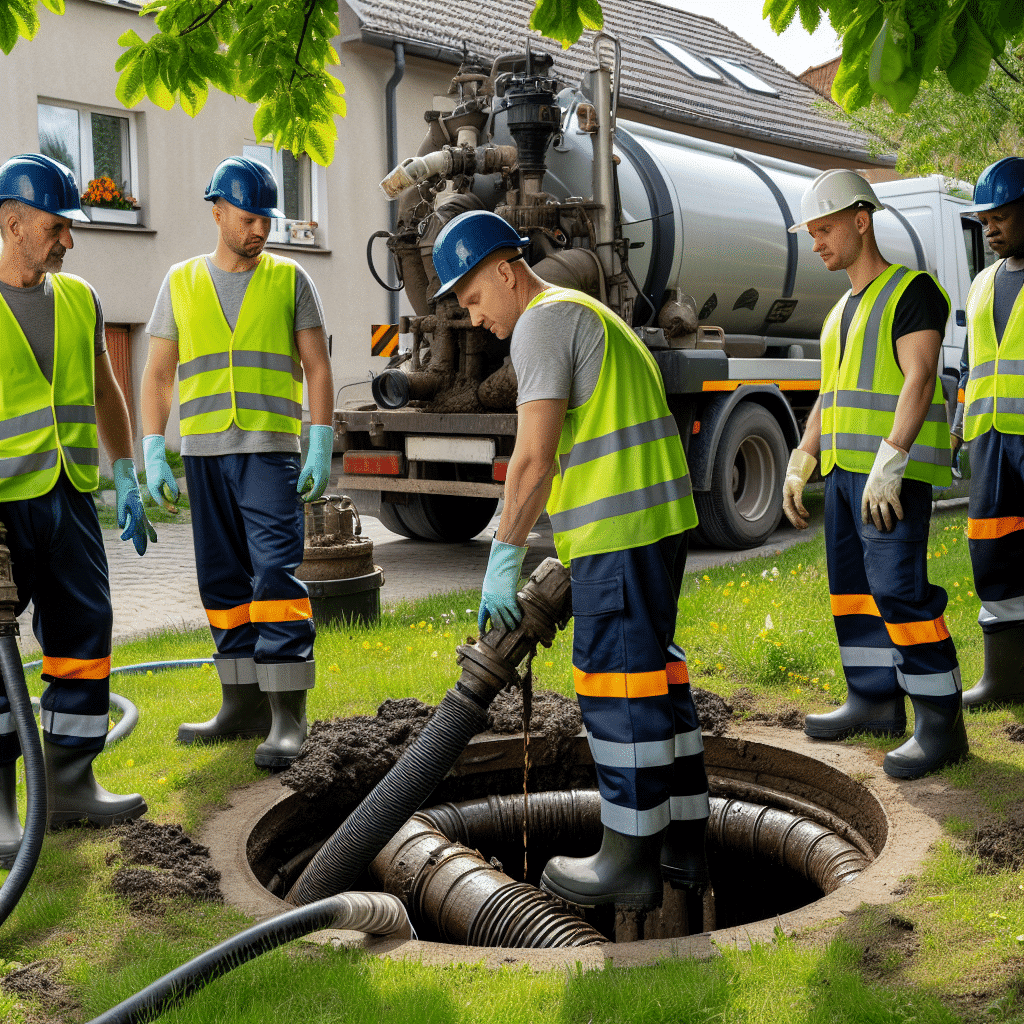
[378,495,499,542]
[695,403,786,550]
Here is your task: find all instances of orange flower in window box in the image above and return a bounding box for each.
[80,177,138,211]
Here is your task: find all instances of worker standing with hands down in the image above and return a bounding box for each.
[141,156,334,769]
[951,157,1024,707]
[782,169,967,780]
[0,154,153,863]
[432,210,710,911]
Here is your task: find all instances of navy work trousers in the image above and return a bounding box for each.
[571,533,709,838]
[186,453,314,664]
[825,468,960,708]
[967,430,1024,634]
[0,473,113,763]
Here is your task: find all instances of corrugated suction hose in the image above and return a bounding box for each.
[286,558,572,906]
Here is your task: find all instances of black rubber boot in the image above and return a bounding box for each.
[539,825,666,910]
[177,657,271,745]
[962,625,1024,708]
[254,660,314,769]
[0,760,22,869]
[804,690,906,741]
[44,742,147,828]
[660,817,709,893]
[882,698,970,780]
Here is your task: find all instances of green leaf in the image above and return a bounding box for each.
[798,0,822,35]
[115,53,147,108]
[0,7,16,53]
[868,18,920,111]
[764,0,798,35]
[178,74,208,118]
[9,0,40,42]
[304,121,334,166]
[252,102,275,142]
[143,47,175,110]
[40,0,64,13]
[947,9,999,93]
[530,0,603,49]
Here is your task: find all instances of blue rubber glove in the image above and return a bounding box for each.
[297,424,334,503]
[113,459,158,556]
[143,434,180,512]
[479,537,528,633]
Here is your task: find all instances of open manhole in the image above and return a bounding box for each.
[203,712,940,967]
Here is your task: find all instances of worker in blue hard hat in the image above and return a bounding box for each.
[433,208,710,913]
[0,153,155,862]
[952,156,1024,707]
[140,155,335,769]
[783,168,967,780]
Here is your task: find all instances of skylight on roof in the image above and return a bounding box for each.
[645,36,721,81]
[706,56,779,96]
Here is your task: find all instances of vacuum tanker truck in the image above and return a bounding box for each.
[336,33,985,549]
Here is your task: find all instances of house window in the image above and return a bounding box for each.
[645,36,722,81]
[242,145,313,222]
[37,101,140,203]
[705,57,779,96]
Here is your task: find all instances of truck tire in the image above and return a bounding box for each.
[377,495,499,543]
[694,403,786,550]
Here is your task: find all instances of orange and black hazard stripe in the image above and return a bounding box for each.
[371,324,399,358]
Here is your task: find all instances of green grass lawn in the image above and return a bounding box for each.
[3,505,1024,1023]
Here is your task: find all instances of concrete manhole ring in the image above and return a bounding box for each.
[200,722,944,969]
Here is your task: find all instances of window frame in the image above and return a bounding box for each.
[37,97,141,205]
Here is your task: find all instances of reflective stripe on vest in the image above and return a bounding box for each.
[0,273,98,500]
[170,254,301,436]
[532,287,698,563]
[963,259,1024,440]
[819,265,952,486]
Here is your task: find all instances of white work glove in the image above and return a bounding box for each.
[782,449,816,530]
[861,439,909,532]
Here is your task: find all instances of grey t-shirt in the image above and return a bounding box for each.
[511,297,605,409]
[994,261,1024,341]
[146,255,325,456]
[0,274,105,382]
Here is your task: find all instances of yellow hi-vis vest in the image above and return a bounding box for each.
[963,258,1024,441]
[0,273,99,501]
[819,264,952,487]
[170,254,302,437]
[535,288,698,564]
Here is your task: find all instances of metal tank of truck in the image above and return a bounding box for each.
[336,33,980,549]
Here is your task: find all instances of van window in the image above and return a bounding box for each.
[962,218,997,280]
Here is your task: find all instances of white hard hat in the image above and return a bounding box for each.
[788,169,884,233]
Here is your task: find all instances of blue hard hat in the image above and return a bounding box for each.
[432,210,530,298]
[964,157,1024,213]
[205,156,284,218]
[0,153,88,222]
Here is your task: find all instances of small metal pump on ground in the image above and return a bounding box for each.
[296,495,384,627]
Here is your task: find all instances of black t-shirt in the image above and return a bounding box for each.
[840,271,949,369]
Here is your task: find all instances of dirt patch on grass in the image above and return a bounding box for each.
[834,905,920,981]
[692,687,732,736]
[0,958,78,1023]
[281,696,435,804]
[1004,723,1024,743]
[944,968,1024,1023]
[730,686,806,730]
[107,820,222,914]
[968,816,1024,873]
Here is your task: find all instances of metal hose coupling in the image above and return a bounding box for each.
[285,557,572,907]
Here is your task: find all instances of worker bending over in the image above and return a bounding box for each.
[432,210,709,910]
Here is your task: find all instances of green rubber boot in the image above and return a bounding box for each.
[540,825,666,910]
[254,660,314,769]
[44,742,147,828]
[0,761,22,869]
[177,657,271,745]
[962,625,1024,708]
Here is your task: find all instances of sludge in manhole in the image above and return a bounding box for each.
[245,696,881,948]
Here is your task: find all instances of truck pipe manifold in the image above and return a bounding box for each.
[285,558,572,906]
